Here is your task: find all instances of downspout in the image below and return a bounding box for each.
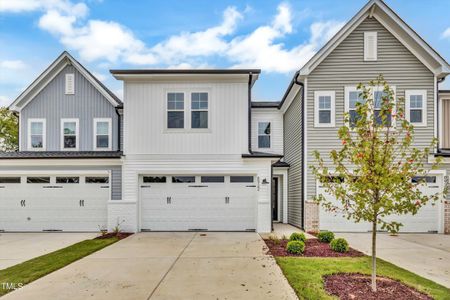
[115,107,122,152]
[437,77,446,153]
[248,73,253,154]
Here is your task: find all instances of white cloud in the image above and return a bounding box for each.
[0,95,11,107]
[442,28,450,39]
[91,71,106,82]
[0,0,87,16]
[0,60,27,70]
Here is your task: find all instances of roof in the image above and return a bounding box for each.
[251,101,280,108]
[440,90,450,94]
[272,161,290,168]
[299,0,450,79]
[0,151,123,159]
[9,51,122,112]
[242,151,283,158]
[110,69,261,75]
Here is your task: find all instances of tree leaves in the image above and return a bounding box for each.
[0,107,19,152]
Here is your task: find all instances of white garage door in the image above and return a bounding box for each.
[140,175,257,231]
[0,174,109,232]
[318,175,443,233]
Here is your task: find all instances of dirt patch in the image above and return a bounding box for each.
[95,232,133,240]
[264,238,364,257]
[324,273,432,300]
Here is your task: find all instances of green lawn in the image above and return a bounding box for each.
[0,237,119,296]
[276,256,450,300]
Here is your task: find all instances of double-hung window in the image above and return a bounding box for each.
[191,92,208,129]
[345,87,365,127]
[167,92,185,129]
[94,118,112,150]
[373,90,392,127]
[28,119,46,150]
[405,90,427,126]
[314,91,335,127]
[61,118,79,150]
[258,122,271,148]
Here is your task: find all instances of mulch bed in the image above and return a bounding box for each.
[264,238,364,257]
[324,273,433,300]
[95,232,133,240]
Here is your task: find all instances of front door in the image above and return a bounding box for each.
[271,177,278,221]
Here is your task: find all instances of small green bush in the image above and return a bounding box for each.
[286,240,305,254]
[330,238,349,253]
[317,231,335,243]
[289,232,306,243]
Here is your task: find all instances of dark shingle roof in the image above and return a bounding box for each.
[0,151,123,159]
[110,69,261,75]
[251,101,280,108]
[272,161,290,168]
[242,151,283,158]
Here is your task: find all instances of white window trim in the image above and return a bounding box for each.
[27,118,46,151]
[344,85,396,128]
[405,90,427,127]
[60,118,79,151]
[93,118,112,151]
[257,121,271,149]
[165,91,186,131]
[364,32,377,61]
[65,73,75,95]
[190,91,210,130]
[314,91,335,127]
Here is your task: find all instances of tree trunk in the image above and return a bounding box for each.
[371,220,377,292]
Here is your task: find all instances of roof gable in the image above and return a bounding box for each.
[9,51,121,112]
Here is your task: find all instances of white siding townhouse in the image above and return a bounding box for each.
[0,0,449,234]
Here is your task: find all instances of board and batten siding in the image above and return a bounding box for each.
[306,17,435,200]
[251,108,283,154]
[0,164,122,200]
[283,90,303,228]
[124,81,248,155]
[20,65,119,151]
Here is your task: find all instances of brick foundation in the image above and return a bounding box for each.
[305,200,319,232]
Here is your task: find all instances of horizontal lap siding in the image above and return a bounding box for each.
[283,91,303,227]
[306,17,435,200]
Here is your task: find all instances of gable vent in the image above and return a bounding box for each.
[65,73,75,95]
[364,32,377,61]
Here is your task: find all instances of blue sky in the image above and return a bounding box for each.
[1,0,450,106]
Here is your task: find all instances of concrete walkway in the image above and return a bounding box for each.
[0,232,98,269]
[337,233,450,288]
[4,232,297,300]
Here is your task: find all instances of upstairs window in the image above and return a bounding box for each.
[314,91,335,127]
[364,32,377,61]
[374,87,395,127]
[405,90,427,127]
[258,122,271,148]
[345,87,365,127]
[191,92,208,129]
[61,118,79,150]
[167,92,184,129]
[94,118,112,150]
[28,119,46,150]
[65,73,75,94]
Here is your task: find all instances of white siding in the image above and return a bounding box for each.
[124,81,248,155]
[251,108,283,154]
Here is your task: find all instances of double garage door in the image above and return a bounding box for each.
[318,175,444,233]
[140,175,257,231]
[0,174,109,232]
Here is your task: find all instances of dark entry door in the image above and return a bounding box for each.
[272,178,278,221]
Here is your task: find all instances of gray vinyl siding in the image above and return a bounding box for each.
[284,90,303,228]
[306,17,435,200]
[0,165,122,200]
[119,113,124,151]
[20,65,119,151]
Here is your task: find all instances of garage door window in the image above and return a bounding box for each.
[412,176,436,184]
[0,177,21,184]
[143,176,167,183]
[86,177,109,184]
[27,177,50,184]
[230,176,254,183]
[56,177,80,184]
[172,176,195,183]
[201,176,224,183]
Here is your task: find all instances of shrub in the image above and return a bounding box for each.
[286,241,305,254]
[289,232,306,243]
[330,238,349,253]
[317,231,335,243]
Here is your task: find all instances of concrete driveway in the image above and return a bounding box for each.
[337,233,450,288]
[3,232,297,300]
[0,232,98,269]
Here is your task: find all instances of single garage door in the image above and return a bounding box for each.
[140,175,257,231]
[318,175,443,233]
[0,174,109,232]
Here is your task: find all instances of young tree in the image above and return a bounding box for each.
[311,75,445,292]
[0,107,19,152]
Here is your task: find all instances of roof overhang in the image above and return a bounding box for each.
[9,51,122,112]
